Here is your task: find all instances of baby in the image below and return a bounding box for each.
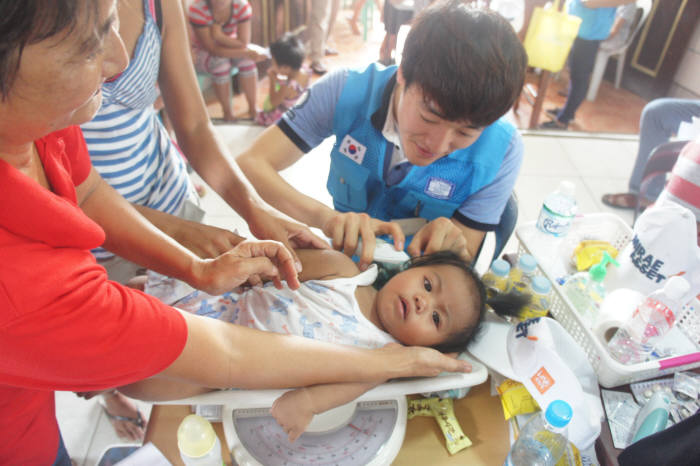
[147,249,525,439]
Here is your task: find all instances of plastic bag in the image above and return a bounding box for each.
[523,0,582,72]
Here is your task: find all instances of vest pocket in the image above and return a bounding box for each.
[396,190,460,220]
[327,155,370,212]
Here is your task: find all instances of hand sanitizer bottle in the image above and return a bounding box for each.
[562,251,619,326]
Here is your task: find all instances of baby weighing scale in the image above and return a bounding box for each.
[166,356,487,465]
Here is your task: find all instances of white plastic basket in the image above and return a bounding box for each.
[516,212,700,388]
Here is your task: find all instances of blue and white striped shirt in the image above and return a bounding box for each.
[82,0,193,260]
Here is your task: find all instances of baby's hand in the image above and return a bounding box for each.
[270,388,315,442]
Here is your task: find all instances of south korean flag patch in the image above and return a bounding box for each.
[338,134,367,165]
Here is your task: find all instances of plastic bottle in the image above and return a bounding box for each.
[520,275,553,320]
[536,181,578,238]
[505,400,573,466]
[607,276,691,365]
[561,251,619,327]
[507,254,538,295]
[482,259,511,298]
[177,414,224,466]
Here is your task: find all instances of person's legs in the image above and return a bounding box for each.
[212,79,235,121]
[52,432,72,466]
[349,0,367,35]
[557,38,600,125]
[629,98,700,195]
[309,0,330,73]
[234,58,259,119]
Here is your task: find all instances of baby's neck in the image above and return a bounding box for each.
[355,286,383,330]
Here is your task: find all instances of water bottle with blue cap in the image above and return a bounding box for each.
[505,399,573,466]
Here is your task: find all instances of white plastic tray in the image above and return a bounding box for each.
[516,213,700,388]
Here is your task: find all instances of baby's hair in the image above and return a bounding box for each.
[269,32,306,70]
[376,251,527,353]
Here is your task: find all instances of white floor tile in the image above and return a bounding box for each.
[561,137,637,178]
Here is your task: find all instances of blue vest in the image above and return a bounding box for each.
[327,63,514,221]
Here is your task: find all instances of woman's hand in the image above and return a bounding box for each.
[171,220,246,258]
[377,343,472,380]
[406,217,470,262]
[270,388,315,443]
[191,240,299,294]
[321,212,405,269]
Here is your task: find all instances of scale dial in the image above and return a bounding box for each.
[225,398,407,466]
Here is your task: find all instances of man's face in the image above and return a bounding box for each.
[394,73,484,166]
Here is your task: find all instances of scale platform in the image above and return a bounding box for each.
[163,355,487,465]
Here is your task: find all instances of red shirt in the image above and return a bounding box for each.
[0,127,188,465]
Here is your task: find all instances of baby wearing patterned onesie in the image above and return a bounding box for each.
[145,249,525,441]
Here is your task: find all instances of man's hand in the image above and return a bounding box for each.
[247,208,330,273]
[321,212,405,269]
[270,388,316,443]
[406,217,470,262]
[190,240,299,294]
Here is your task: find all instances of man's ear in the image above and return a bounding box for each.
[396,66,405,86]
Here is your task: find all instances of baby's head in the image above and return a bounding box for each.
[374,252,523,352]
[269,32,305,75]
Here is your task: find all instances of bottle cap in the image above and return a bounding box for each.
[177,414,217,458]
[518,254,538,273]
[589,251,619,282]
[662,276,690,300]
[558,180,576,199]
[545,400,573,429]
[531,276,551,294]
[490,259,511,277]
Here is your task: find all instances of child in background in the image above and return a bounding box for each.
[188,0,265,121]
[146,249,527,439]
[256,33,311,127]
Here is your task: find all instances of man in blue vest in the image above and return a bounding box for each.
[238,0,527,268]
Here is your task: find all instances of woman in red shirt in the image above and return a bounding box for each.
[0,1,469,464]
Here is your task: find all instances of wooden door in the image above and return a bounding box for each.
[620,0,700,99]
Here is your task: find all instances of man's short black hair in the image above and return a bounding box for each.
[270,32,306,70]
[400,0,527,127]
[0,0,97,99]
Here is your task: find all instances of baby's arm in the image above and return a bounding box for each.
[271,381,380,442]
[294,248,361,281]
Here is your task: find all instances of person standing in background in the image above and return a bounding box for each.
[540,0,636,130]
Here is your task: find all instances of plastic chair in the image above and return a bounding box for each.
[475,191,519,263]
[586,0,652,102]
[634,139,689,221]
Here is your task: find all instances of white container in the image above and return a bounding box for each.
[177,414,224,466]
[516,213,700,388]
[608,276,691,365]
[536,181,578,237]
[505,400,572,466]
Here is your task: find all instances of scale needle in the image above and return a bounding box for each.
[348,423,366,434]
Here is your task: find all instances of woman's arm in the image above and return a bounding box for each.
[76,167,301,292]
[582,0,635,8]
[191,18,257,59]
[121,311,471,394]
[159,0,327,263]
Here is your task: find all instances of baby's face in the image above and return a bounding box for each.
[374,264,476,347]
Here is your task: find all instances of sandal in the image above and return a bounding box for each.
[100,391,146,441]
[601,192,654,210]
[539,119,568,130]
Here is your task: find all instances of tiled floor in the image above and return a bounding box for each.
[58,5,647,464]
